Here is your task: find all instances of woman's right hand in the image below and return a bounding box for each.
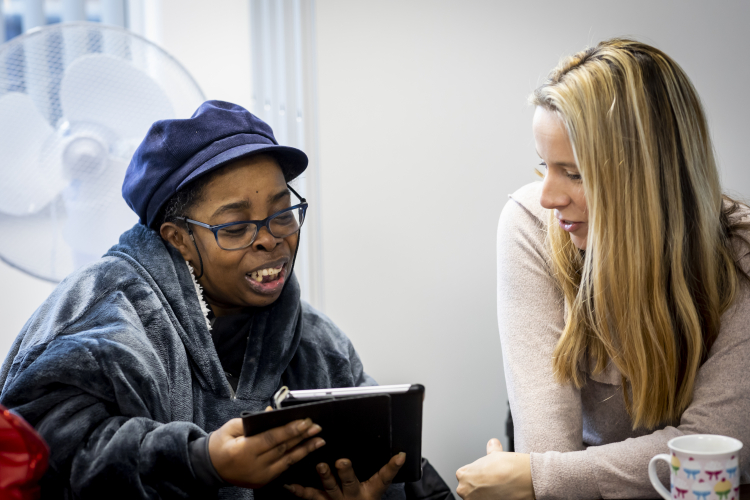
[208,417,325,488]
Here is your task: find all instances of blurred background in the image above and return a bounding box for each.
[1,0,749,493]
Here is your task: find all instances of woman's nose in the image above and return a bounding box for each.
[539,169,570,210]
[252,226,280,251]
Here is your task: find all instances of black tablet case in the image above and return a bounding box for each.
[242,384,424,496]
[280,384,425,484]
[242,394,392,496]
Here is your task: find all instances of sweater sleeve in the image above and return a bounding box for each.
[189,434,230,488]
[529,262,750,500]
[497,187,584,455]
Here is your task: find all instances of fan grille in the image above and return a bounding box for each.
[0,22,205,282]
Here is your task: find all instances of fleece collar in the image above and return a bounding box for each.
[105,224,303,402]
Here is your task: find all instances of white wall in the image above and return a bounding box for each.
[157,0,253,111]
[314,0,750,492]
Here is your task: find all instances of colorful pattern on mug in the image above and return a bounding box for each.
[668,454,740,500]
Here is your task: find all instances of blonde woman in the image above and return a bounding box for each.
[456,39,750,500]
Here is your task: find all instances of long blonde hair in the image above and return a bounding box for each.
[531,38,749,429]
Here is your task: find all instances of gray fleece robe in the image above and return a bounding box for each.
[0,224,403,500]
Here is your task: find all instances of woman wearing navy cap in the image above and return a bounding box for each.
[0,101,450,500]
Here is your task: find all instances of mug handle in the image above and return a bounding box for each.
[649,454,672,500]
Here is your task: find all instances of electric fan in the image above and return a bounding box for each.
[0,22,205,282]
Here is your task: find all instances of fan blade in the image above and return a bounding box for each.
[60,54,175,139]
[62,156,138,263]
[0,93,67,216]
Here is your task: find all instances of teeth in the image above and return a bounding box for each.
[249,266,283,283]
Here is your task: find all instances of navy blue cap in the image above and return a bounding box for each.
[122,100,308,229]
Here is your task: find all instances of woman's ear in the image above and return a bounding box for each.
[160,222,194,262]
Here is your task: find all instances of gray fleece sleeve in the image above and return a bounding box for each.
[1,337,220,499]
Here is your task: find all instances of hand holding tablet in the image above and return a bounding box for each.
[242,384,425,498]
[208,416,325,489]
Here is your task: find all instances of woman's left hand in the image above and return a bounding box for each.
[456,438,534,500]
[284,452,405,500]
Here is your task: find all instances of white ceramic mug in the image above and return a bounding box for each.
[649,435,743,500]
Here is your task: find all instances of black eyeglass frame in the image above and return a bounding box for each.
[175,184,308,251]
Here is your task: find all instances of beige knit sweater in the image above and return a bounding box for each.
[497,182,750,499]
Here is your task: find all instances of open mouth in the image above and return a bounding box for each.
[247,264,284,284]
[245,264,287,294]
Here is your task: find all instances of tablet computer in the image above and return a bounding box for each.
[276,384,425,484]
[241,383,424,495]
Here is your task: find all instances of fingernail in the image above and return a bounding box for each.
[297,418,311,431]
[339,459,350,468]
[316,439,326,449]
[396,452,406,466]
[283,484,294,492]
[307,424,322,436]
[316,463,327,473]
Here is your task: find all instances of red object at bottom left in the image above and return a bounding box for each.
[0,404,49,500]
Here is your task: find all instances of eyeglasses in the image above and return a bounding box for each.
[176,185,308,251]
